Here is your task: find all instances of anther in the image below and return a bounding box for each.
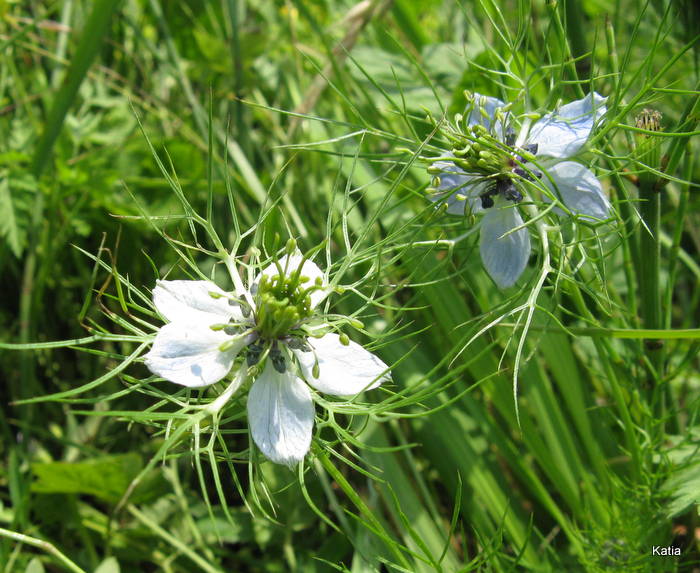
[503,182,523,203]
[522,143,538,156]
[270,346,286,373]
[246,343,264,367]
[480,192,495,209]
[286,336,311,352]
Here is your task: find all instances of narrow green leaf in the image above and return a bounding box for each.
[32,0,123,177]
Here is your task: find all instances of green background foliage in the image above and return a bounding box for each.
[1,0,699,571]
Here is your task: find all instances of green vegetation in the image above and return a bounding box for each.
[1,0,699,571]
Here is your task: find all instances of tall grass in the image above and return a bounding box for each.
[1,0,698,571]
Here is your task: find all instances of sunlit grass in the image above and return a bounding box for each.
[0,0,698,571]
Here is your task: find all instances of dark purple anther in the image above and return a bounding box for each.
[497,178,522,203]
[522,143,538,155]
[513,166,543,181]
[480,192,495,209]
[504,185,523,203]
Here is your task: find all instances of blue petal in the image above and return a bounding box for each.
[545,161,610,220]
[527,92,606,159]
[466,93,507,132]
[479,206,531,288]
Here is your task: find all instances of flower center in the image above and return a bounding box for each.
[253,270,315,342]
[442,126,543,210]
[450,124,513,177]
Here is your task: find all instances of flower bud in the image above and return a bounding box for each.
[634,108,663,188]
[636,109,662,132]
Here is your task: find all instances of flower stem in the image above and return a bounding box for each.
[638,172,666,433]
[564,263,643,482]
[561,0,590,82]
[0,527,87,573]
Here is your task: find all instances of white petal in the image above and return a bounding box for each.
[153,280,243,324]
[247,362,314,466]
[429,161,485,215]
[467,93,507,134]
[527,92,606,159]
[144,322,243,387]
[479,206,531,288]
[256,253,327,308]
[545,162,610,220]
[294,333,390,396]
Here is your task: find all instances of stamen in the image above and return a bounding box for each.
[286,336,311,352]
[270,345,286,373]
[480,192,495,209]
[512,166,542,181]
[246,342,264,366]
[521,143,538,156]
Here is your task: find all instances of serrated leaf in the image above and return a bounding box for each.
[663,462,700,517]
[0,176,25,257]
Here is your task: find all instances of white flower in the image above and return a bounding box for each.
[429,92,611,288]
[144,254,390,466]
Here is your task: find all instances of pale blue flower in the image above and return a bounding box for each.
[430,92,610,288]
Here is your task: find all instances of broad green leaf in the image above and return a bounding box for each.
[25,558,45,573]
[195,510,254,544]
[31,454,150,504]
[95,556,121,573]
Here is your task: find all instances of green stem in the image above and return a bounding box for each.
[0,527,87,573]
[638,172,666,434]
[127,506,224,573]
[664,157,692,330]
[638,186,662,333]
[561,0,591,81]
[567,279,643,481]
